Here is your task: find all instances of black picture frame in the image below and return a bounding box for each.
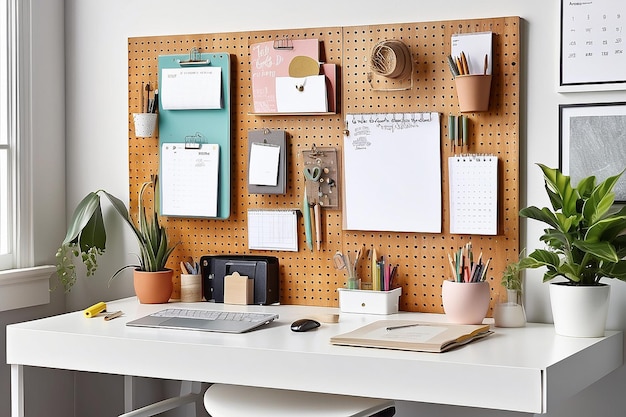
[559,102,626,202]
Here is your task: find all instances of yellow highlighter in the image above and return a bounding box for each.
[83,301,106,318]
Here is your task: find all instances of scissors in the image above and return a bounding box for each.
[304,165,322,182]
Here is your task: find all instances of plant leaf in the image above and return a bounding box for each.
[538,164,578,216]
[77,204,106,253]
[62,192,101,244]
[601,260,626,281]
[519,206,560,229]
[582,171,622,224]
[519,249,561,269]
[573,240,619,263]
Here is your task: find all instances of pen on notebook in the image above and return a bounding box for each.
[386,323,421,331]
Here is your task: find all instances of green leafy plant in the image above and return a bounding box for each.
[55,175,177,292]
[501,255,523,293]
[518,164,626,286]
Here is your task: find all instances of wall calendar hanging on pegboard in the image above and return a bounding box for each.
[128,16,520,314]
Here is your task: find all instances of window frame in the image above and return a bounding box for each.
[0,0,54,311]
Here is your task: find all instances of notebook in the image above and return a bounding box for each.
[330,320,493,353]
[126,308,279,333]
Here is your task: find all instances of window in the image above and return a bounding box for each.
[0,0,55,311]
[0,0,14,270]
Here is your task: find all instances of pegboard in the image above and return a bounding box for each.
[128,16,520,314]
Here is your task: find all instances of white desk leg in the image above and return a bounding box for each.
[11,364,24,417]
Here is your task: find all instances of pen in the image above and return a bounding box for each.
[460,52,469,75]
[314,203,321,251]
[104,310,123,321]
[386,323,421,331]
[152,89,159,113]
[302,193,313,251]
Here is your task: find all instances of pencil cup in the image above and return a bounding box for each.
[454,74,492,113]
[132,113,158,137]
[180,274,203,302]
[441,280,490,324]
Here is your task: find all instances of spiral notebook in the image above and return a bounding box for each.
[448,155,498,235]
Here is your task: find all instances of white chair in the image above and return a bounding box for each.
[204,384,395,417]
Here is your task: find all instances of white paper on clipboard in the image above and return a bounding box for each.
[161,143,220,217]
[161,67,222,109]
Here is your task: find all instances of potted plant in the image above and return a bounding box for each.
[55,174,177,303]
[494,256,526,327]
[518,163,626,336]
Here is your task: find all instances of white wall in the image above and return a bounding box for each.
[62,1,626,417]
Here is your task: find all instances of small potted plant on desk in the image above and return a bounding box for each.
[518,164,626,337]
[55,175,177,303]
[494,256,526,328]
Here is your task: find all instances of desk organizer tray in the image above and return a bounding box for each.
[338,287,401,315]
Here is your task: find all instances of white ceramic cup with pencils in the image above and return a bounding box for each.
[441,280,490,325]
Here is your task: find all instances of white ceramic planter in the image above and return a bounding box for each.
[549,282,610,337]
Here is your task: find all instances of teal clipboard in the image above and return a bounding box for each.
[158,52,230,219]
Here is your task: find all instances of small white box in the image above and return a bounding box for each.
[338,287,402,315]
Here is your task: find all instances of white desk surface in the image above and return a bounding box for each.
[6,297,623,414]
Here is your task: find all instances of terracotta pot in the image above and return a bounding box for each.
[133,269,173,304]
[454,74,492,112]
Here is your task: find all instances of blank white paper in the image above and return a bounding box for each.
[248,142,280,186]
[161,67,222,110]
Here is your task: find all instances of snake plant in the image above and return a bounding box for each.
[55,175,176,292]
[518,164,626,286]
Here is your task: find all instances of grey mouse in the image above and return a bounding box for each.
[291,318,320,332]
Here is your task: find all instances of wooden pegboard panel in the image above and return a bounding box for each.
[128,16,519,313]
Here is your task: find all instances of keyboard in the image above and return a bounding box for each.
[126,307,280,333]
[151,308,276,323]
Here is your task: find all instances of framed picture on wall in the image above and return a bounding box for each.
[559,102,626,202]
[560,0,626,91]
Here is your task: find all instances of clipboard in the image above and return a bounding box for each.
[247,129,287,194]
[158,51,231,218]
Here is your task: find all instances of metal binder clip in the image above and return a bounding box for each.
[185,132,206,149]
[179,47,210,66]
[273,37,293,50]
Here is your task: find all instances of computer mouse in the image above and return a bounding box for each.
[290,318,320,332]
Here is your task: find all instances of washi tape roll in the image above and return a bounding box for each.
[84,301,107,318]
[369,39,412,79]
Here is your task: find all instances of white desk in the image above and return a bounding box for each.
[6,297,624,416]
